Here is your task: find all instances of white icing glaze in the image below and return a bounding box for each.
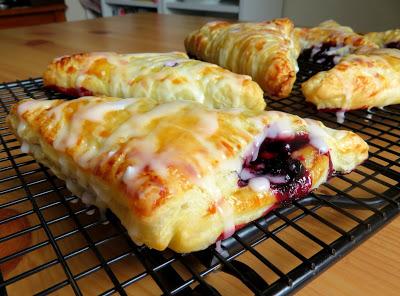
[78,98,138,122]
[336,111,346,124]
[239,168,255,181]
[217,202,235,239]
[17,100,54,136]
[20,141,30,154]
[333,55,342,64]
[294,62,299,73]
[264,174,288,184]
[108,102,221,188]
[310,45,322,58]
[215,241,224,253]
[249,177,270,193]
[65,178,80,194]
[53,98,139,151]
[81,191,95,205]
[123,165,141,184]
[17,99,53,116]
[107,150,116,158]
[197,112,219,136]
[249,127,269,162]
[326,45,350,60]
[17,121,27,135]
[305,119,330,153]
[266,118,295,139]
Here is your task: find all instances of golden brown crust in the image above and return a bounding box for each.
[185,18,300,98]
[295,20,378,52]
[364,29,400,48]
[43,52,266,111]
[302,48,400,110]
[8,98,368,252]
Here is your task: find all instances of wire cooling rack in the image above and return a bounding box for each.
[0,63,399,295]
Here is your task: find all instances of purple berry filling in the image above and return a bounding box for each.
[385,41,400,49]
[46,85,93,97]
[299,42,341,68]
[238,134,313,204]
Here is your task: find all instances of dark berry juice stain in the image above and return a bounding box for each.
[299,42,340,68]
[46,85,93,97]
[25,39,52,46]
[385,41,400,49]
[238,134,312,204]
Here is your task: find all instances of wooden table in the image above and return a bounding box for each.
[0,13,398,295]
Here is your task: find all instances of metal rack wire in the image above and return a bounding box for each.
[0,63,399,295]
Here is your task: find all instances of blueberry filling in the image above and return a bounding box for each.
[299,42,342,68]
[385,41,400,49]
[238,134,313,205]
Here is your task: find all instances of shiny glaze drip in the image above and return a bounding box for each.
[318,106,369,124]
[238,134,313,204]
[216,203,276,241]
[336,111,346,124]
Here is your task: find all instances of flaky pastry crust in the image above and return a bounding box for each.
[365,29,400,49]
[8,97,368,252]
[295,20,378,64]
[185,18,300,98]
[302,48,400,110]
[43,52,265,111]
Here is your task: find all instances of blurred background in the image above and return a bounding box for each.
[0,0,399,32]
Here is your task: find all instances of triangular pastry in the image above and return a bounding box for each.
[8,97,368,252]
[302,48,400,121]
[43,51,265,111]
[185,18,300,98]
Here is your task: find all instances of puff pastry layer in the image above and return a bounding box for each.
[296,20,378,66]
[185,18,300,98]
[365,29,400,49]
[8,97,368,252]
[43,51,265,111]
[302,48,400,114]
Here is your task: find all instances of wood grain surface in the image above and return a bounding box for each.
[0,13,399,295]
